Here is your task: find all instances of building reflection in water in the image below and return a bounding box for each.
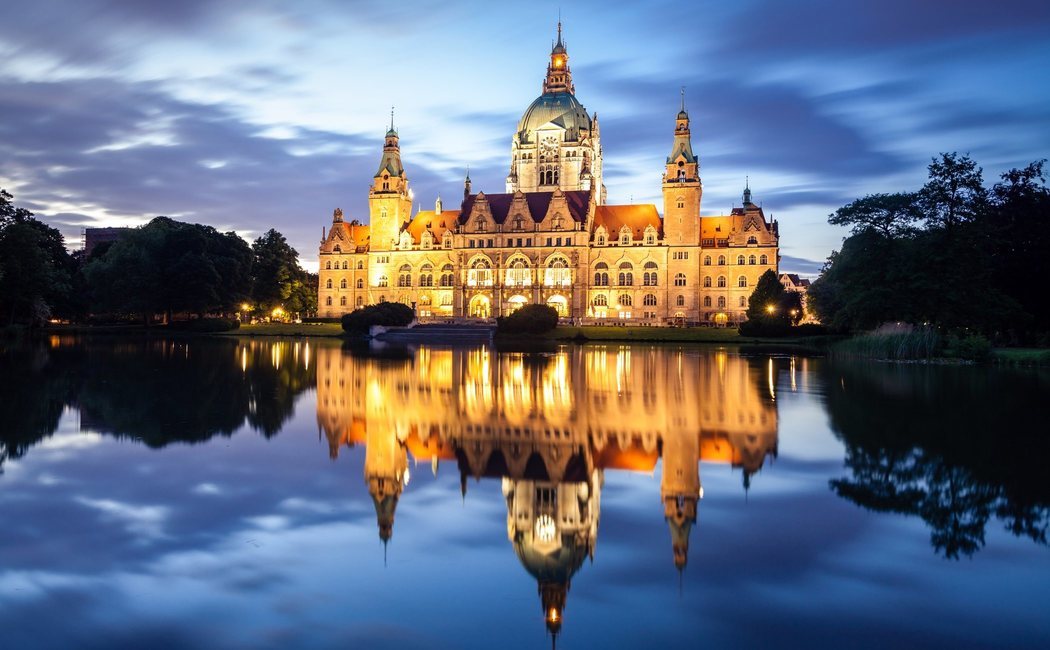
[316,344,779,637]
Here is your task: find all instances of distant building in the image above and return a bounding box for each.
[83,227,130,256]
[318,23,781,325]
[779,273,817,323]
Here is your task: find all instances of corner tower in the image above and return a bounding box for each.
[369,113,412,251]
[662,94,702,244]
[507,22,604,201]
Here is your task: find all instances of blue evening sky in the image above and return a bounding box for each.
[1,0,1048,274]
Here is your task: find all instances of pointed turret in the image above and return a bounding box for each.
[543,21,574,94]
[663,93,703,245]
[369,110,412,251]
[743,178,753,205]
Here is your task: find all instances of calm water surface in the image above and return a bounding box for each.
[1,337,1048,649]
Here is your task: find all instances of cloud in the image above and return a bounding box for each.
[76,496,170,540]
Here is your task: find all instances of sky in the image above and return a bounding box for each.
[1,0,1048,275]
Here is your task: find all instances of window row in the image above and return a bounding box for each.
[702,254,769,266]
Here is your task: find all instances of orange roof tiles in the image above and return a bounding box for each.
[593,204,662,236]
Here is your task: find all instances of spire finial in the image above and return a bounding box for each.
[681,86,686,112]
[390,105,395,132]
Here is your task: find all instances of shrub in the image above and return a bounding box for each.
[832,326,943,360]
[946,333,992,362]
[341,302,414,335]
[497,304,559,335]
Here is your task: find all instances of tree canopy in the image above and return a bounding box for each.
[809,154,1048,341]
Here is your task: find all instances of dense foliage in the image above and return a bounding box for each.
[738,269,804,336]
[0,188,316,326]
[341,301,415,335]
[497,304,560,335]
[808,154,1050,343]
[0,190,78,325]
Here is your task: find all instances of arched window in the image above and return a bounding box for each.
[739,296,746,307]
[619,294,633,307]
[703,296,711,307]
[507,258,531,286]
[325,279,333,289]
[325,296,332,306]
[737,255,745,265]
[325,261,332,270]
[596,232,606,246]
[420,263,434,287]
[544,256,571,287]
[357,261,364,270]
[760,254,769,265]
[440,263,454,287]
[675,273,687,287]
[443,232,453,249]
[340,296,347,306]
[749,255,757,265]
[475,218,487,233]
[717,276,726,288]
[718,255,726,265]
[342,261,349,270]
[618,262,633,286]
[747,236,758,245]
[643,294,657,306]
[619,228,631,245]
[594,262,609,286]
[676,295,686,307]
[644,229,656,246]
[340,278,347,289]
[703,276,711,288]
[356,279,363,289]
[377,275,389,288]
[468,258,493,286]
[703,255,712,266]
[592,294,608,306]
[397,264,412,287]
[356,296,363,307]
[717,296,726,309]
[643,261,658,286]
[738,275,747,288]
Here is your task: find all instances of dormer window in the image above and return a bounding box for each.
[619,227,631,246]
[476,219,487,233]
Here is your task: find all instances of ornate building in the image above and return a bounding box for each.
[318,25,780,324]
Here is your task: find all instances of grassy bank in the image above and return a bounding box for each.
[220,322,344,337]
[992,348,1050,366]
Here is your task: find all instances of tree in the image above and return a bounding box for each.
[251,229,302,312]
[746,269,787,323]
[341,301,414,335]
[0,189,74,325]
[919,152,987,232]
[828,192,920,238]
[497,304,559,335]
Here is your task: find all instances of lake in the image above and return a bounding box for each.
[1,336,1048,649]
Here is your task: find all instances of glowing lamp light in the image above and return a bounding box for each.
[241,303,251,312]
[765,304,776,314]
[547,608,560,623]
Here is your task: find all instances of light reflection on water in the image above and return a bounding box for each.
[0,337,1047,649]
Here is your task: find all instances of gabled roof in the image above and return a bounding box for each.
[322,220,370,253]
[593,204,661,237]
[460,190,590,225]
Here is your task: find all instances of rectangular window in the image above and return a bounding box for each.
[556,237,562,247]
[701,238,714,247]
[488,238,494,248]
[546,237,552,247]
[469,240,475,248]
[527,238,533,247]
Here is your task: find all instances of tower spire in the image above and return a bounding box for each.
[545,20,573,93]
[681,86,686,113]
[389,105,395,134]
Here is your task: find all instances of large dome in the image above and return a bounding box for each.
[516,91,592,144]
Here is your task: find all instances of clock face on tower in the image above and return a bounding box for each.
[540,136,559,159]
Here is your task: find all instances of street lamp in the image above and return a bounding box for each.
[765,304,776,314]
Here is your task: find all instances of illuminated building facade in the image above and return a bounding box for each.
[318,24,780,325]
[315,344,781,635]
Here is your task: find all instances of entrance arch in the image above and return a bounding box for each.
[469,294,491,319]
[506,294,528,316]
[546,294,568,317]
